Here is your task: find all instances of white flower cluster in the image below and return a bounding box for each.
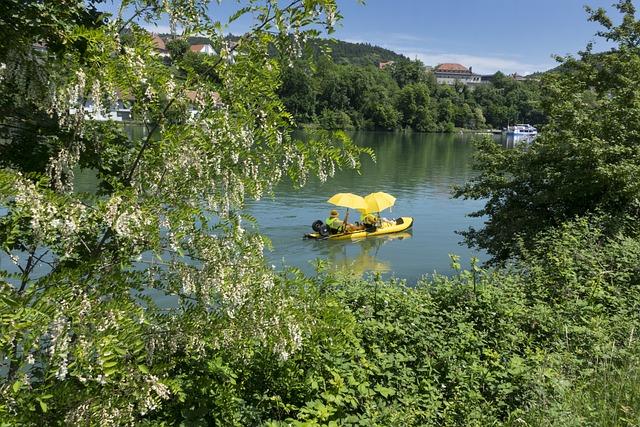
[64,399,135,427]
[12,175,88,256]
[42,316,70,380]
[139,374,171,415]
[271,317,304,361]
[103,195,154,247]
[47,144,82,192]
[57,68,88,130]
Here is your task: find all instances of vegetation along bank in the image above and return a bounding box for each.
[1,0,640,425]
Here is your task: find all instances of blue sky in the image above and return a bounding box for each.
[105,0,623,75]
[329,0,618,74]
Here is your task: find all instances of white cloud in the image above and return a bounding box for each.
[339,31,555,75]
[406,51,554,75]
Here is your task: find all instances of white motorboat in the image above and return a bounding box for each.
[504,124,538,136]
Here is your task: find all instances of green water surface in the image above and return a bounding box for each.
[247,131,493,282]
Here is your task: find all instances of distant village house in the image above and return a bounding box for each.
[433,63,482,86]
[509,73,530,82]
[151,34,170,58]
[189,44,217,55]
[378,61,394,70]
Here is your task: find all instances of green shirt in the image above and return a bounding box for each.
[326,216,343,231]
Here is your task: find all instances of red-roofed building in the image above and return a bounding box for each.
[434,63,482,86]
[190,44,217,55]
[378,61,394,70]
[151,34,169,58]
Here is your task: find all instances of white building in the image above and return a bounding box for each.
[69,100,132,122]
[433,63,482,86]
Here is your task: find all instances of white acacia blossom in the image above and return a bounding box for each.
[0,0,365,423]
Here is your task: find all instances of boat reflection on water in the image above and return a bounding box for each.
[503,134,536,149]
[320,232,413,277]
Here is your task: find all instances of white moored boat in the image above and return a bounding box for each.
[505,124,538,136]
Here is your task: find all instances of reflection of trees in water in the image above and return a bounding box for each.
[323,232,412,276]
[273,131,481,199]
[353,132,476,192]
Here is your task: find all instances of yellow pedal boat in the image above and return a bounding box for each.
[304,217,414,240]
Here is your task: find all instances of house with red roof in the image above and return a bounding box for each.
[190,44,217,55]
[151,34,170,58]
[433,63,482,86]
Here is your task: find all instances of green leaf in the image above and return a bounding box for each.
[374,384,396,398]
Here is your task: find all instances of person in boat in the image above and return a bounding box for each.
[326,209,364,234]
[326,210,345,234]
[362,213,378,231]
[358,210,379,225]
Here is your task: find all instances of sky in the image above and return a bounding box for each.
[328,0,618,75]
[104,0,624,75]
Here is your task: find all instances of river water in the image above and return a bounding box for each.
[248,131,494,283]
[2,130,501,284]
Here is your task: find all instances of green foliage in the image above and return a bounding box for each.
[165,38,190,60]
[318,109,354,130]
[513,356,640,426]
[0,0,369,424]
[280,54,543,132]
[397,83,437,131]
[310,38,407,67]
[389,58,429,88]
[142,217,640,425]
[279,61,317,122]
[456,1,640,263]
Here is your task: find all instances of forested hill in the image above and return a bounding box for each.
[159,34,406,66]
[310,39,408,66]
[154,33,545,132]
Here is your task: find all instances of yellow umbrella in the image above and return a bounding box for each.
[364,192,396,213]
[327,193,367,210]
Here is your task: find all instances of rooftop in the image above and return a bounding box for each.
[190,44,207,52]
[151,34,166,51]
[434,63,470,72]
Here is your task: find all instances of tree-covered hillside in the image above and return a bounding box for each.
[158,34,405,66]
[154,33,543,132]
[310,38,408,66]
[279,57,545,132]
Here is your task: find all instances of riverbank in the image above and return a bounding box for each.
[298,122,503,135]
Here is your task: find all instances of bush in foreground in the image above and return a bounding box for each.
[145,218,640,425]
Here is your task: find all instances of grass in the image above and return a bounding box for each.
[512,355,640,426]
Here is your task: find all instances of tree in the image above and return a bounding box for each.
[367,103,401,130]
[166,37,190,60]
[389,58,427,88]
[455,0,640,264]
[279,60,317,122]
[0,0,368,423]
[396,83,436,131]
